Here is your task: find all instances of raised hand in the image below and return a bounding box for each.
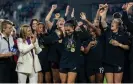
[52,4,57,10]
[80,12,87,20]
[31,34,36,43]
[99,4,105,9]
[99,3,108,16]
[71,8,75,18]
[65,5,70,16]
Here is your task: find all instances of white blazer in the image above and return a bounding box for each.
[16,38,42,74]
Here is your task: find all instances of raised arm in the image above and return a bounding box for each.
[45,4,57,29]
[65,5,70,17]
[80,12,95,29]
[80,12,101,36]
[71,8,75,18]
[48,14,59,34]
[99,4,108,21]
[99,4,108,28]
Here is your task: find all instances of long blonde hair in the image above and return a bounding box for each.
[19,24,30,40]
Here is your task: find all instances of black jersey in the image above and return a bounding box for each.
[83,34,105,62]
[60,28,89,68]
[104,27,129,66]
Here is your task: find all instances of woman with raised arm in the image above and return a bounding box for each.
[45,4,69,83]
[80,6,106,83]
[99,4,130,83]
[16,24,42,83]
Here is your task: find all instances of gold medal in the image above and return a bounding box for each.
[71,48,75,52]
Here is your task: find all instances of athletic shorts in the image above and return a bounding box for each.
[86,66,104,77]
[104,63,123,73]
[59,67,78,73]
[86,61,104,77]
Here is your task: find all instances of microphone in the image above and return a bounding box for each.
[11,45,18,55]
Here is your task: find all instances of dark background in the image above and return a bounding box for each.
[0,0,132,28]
[67,0,132,20]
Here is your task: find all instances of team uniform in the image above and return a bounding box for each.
[37,26,61,70]
[83,34,105,77]
[59,26,89,73]
[38,33,50,73]
[103,27,129,73]
[48,19,63,69]
[76,46,87,83]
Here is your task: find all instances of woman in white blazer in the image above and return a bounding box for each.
[16,24,42,83]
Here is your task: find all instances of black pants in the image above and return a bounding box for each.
[11,61,18,83]
[0,58,17,83]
